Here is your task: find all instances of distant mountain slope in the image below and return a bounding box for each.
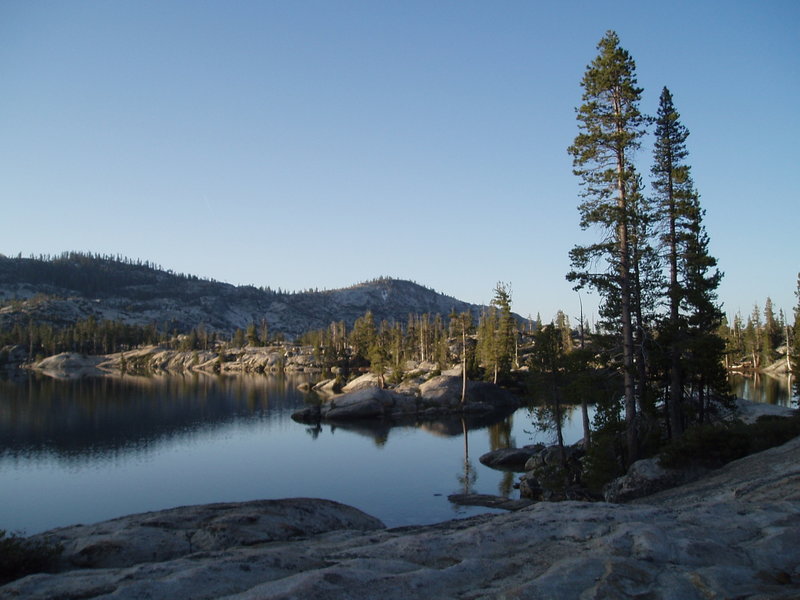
[0,253,485,338]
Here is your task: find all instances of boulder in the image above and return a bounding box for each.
[325,387,397,420]
[479,446,542,471]
[31,352,105,379]
[603,457,704,503]
[519,472,544,500]
[419,376,517,410]
[419,375,463,404]
[342,372,382,393]
[523,443,584,471]
[393,377,424,396]
[295,387,418,422]
[30,498,383,572]
[312,378,342,396]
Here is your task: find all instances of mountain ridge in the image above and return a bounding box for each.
[0,253,491,338]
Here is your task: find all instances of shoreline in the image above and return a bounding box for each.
[4,433,800,599]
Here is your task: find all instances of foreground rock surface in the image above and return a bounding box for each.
[4,435,800,599]
[34,498,384,571]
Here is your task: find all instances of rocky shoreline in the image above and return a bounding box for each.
[2,433,799,599]
[292,372,519,424]
[23,345,327,378]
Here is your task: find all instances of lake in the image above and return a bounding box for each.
[728,372,797,407]
[1,371,795,536]
[0,372,587,535]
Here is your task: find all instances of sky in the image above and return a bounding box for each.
[1,0,798,326]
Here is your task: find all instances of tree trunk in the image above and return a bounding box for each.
[578,300,591,447]
[617,149,637,464]
[786,325,792,373]
[668,174,684,438]
[554,383,566,470]
[461,323,467,404]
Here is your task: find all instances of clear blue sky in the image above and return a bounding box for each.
[1,1,798,326]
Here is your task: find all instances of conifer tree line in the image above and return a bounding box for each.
[0,312,290,361]
[296,282,523,385]
[0,316,163,361]
[718,289,799,374]
[565,30,731,463]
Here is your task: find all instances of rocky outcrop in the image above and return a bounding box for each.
[27,345,326,378]
[600,399,798,503]
[30,352,106,379]
[603,457,706,503]
[32,498,383,571]
[515,442,589,501]
[340,372,383,393]
[4,436,800,599]
[292,376,520,423]
[478,446,543,471]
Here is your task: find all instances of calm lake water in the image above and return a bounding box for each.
[728,372,797,407]
[0,373,588,535]
[1,371,794,536]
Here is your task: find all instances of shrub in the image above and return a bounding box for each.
[659,414,800,470]
[0,530,63,584]
[582,420,628,493]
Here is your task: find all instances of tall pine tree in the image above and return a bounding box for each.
[652,86,725,432]
[568,31,647,463]
[681,194,726,423]
[651,86,694,436]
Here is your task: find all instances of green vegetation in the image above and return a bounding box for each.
[299,309,467,380]
[719,290,797,373]
[659,414,800,469]
[567,30,649,463]
[0,530,63,584]
[560,30,737,485]
[0,315,163,358]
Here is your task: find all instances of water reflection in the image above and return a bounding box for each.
[728,373,797,407]
[298,407,519,447]
[0,374,616,535]
[0,373,522,473]
[0,373,308,464]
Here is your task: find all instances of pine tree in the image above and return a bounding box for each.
[369,325,389,388]
[628,172,662,416]
[492,283,516,383]
[456,311,475,403]
[350,310,377,362]
[763,297,780,363]
[650,86,727,432]
[567,30,648,462]
[680,195,726,423]
[477,307,499,383]
[651,86,695,436]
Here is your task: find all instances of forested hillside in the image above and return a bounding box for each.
[0,252,484,342]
